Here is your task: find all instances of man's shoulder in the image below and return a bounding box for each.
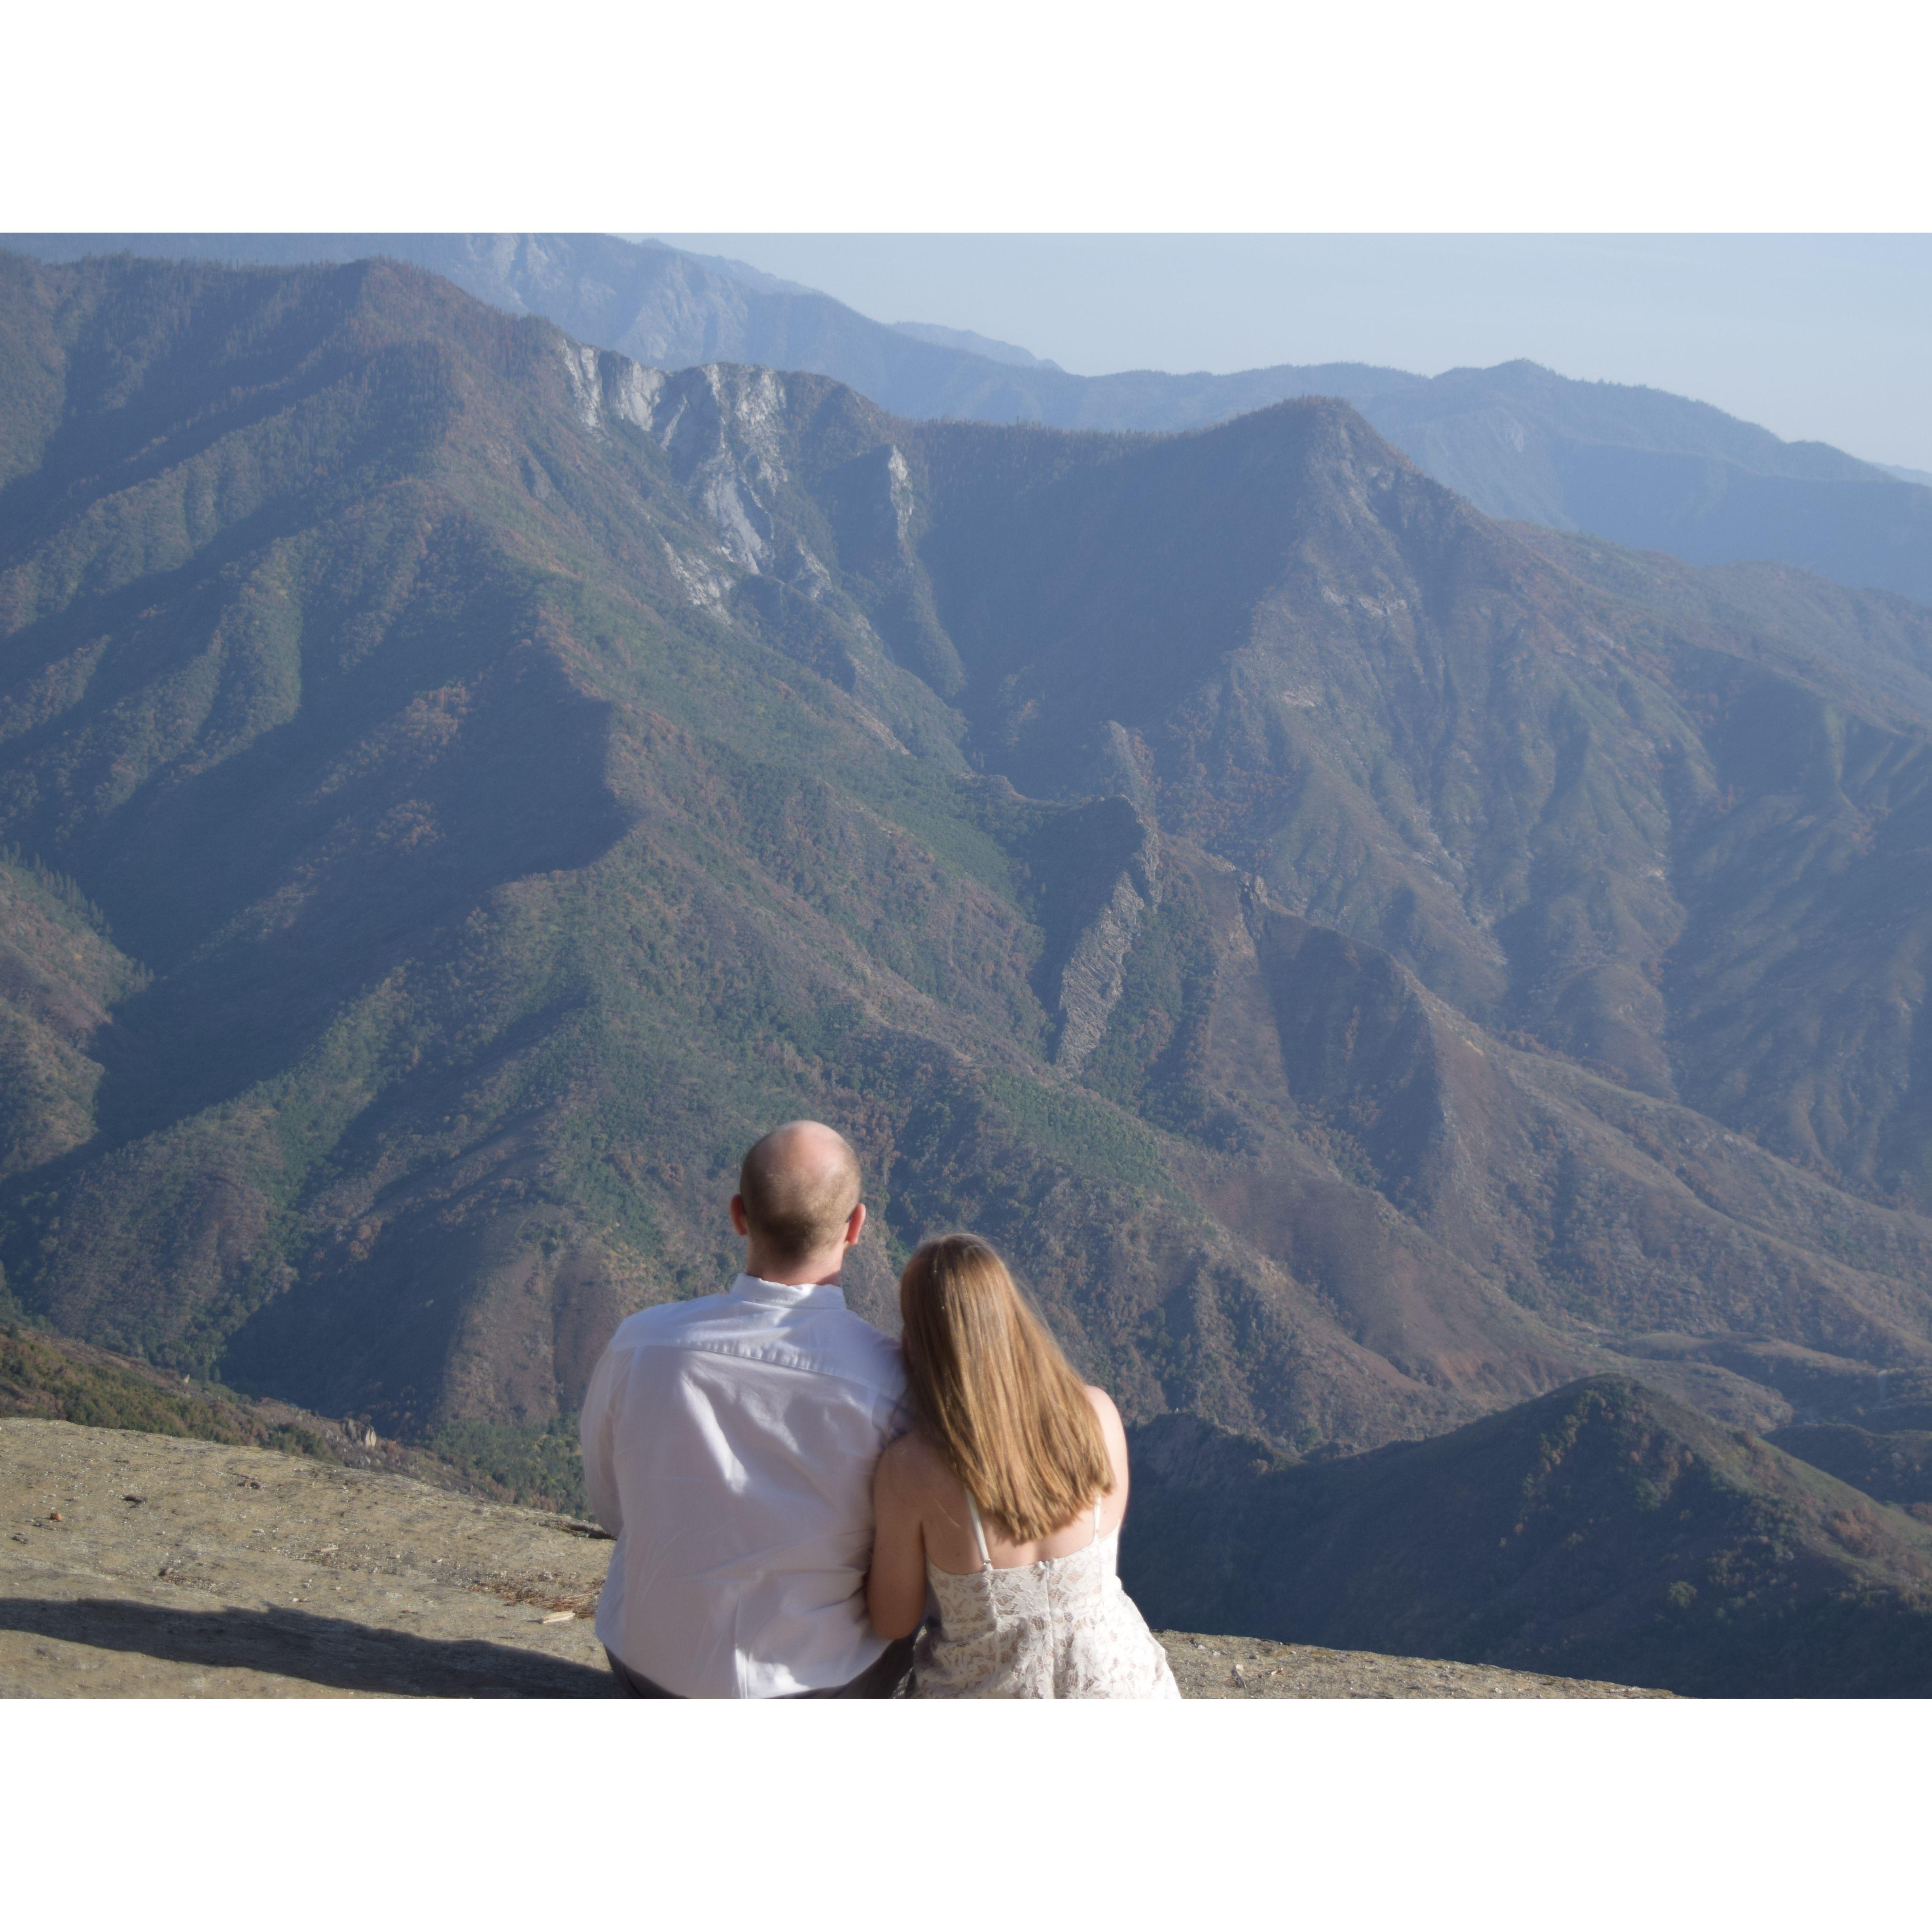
[820,1303,904,1360]
[825,1308,908,1399]
[769,1300,905,1399]
[605,1294,730,1349]
[606,1293,902,1377]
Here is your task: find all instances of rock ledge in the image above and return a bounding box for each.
[1,1422,1665,1699]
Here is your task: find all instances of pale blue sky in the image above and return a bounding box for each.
[650,236,1932,474]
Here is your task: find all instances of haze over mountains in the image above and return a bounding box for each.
[10,232,1931,609]
[5,248,1932,1690]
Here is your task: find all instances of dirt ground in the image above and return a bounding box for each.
[1,1420,1665,1699]
[1157,1629,1666,1698]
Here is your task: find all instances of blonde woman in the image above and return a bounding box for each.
[866,1233,1180,1698]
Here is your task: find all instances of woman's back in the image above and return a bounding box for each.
[866,1233,1179,1699]
[875,1390,1179,1700]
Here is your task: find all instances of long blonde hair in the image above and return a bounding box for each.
[898,1233,1113,1542]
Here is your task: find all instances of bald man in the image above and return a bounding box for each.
[580,1121,912,1697]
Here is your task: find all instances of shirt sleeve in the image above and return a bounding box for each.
[579,1337,625,1537]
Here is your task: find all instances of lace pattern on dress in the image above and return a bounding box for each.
[913,1494,1180,1700]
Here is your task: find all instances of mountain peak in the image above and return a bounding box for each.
[6,232,1924,602]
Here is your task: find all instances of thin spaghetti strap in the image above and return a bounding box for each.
[964,1491,991,1570]
[1091,1496,1103,1545]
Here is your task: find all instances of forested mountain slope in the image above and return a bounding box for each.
[5,251,1932,1517]
[1121,1377,1932,1697]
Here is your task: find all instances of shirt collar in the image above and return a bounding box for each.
[729,1272,848,1311]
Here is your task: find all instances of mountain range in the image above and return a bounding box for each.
[8,231,1928,608]
[5,248,1932,1690]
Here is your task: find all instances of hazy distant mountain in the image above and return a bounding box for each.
[8,232,1929,607]
[0,231,1070,426]
[890,320,1061,369]
[650,246,822,297]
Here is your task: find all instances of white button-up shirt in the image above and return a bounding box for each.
[580,1274,908,1698]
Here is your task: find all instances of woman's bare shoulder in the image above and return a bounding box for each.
[1083,1384,1125,1435]
[878,1427,951,1493]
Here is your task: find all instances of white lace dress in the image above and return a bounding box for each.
[913,1493,1181,1699]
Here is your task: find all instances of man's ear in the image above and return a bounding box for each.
[729,1195,750,1237]
[845,1201,867,1248]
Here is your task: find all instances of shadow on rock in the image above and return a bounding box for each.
[0,1595,621,1698]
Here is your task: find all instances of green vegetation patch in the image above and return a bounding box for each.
[1,1321,297,1450]
[981,1070,1173,1198]
[426,1415,587,1515]
[1079,879,1222,1136]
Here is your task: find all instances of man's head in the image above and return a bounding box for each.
[731,1121,866,1284]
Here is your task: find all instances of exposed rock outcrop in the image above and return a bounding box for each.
[1056,862,1157,1071]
